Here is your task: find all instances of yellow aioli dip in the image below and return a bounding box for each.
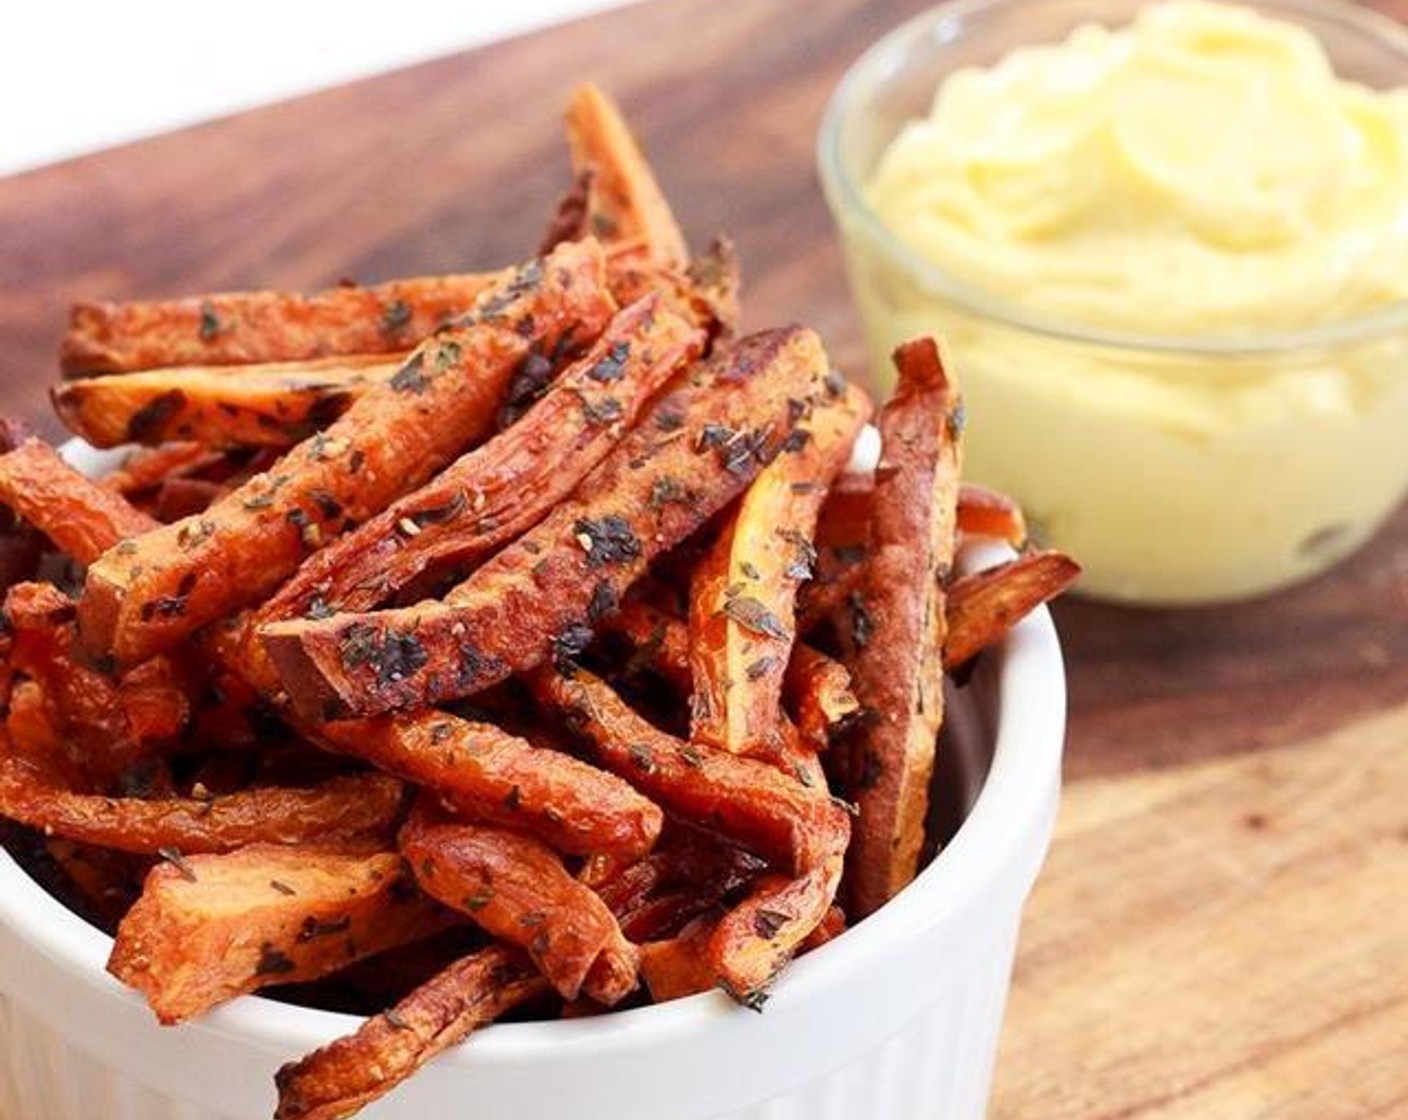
[854,0,1408,602]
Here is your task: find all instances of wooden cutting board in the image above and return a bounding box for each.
[1,2,1406,1116]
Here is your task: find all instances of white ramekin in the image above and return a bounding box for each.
[0,447,1065,1120]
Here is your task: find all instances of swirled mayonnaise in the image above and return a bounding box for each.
[851,0,1408,602]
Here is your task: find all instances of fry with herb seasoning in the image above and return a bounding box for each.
[400,804,638,1004]
[957,482,1028,546]
[108,844,452,1023]
[0,437,158,563]
[262,326,829,720]
[257,294,704,621]
[316,712,662,862]
[840,337,963,918]
[61,272,502,377]
[0,755,402,855]
[565,82,689,268]
[54,354,402,450]
[688,381,869,761]
[639,915,717,1002]
[529,666,846,874]
[945,551,1080,669]
[273,944,548,1120]
[80,239,616,667]
[100,442,216,497]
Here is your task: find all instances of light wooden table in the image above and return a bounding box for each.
[1,1,1405,1115]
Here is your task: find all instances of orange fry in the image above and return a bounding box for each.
[0,438,157,563]
[840,337,962,918]
[401,805,637,1004]
[55,355,400,449]
[273,945,547,1120]
[80,240,616,666]
[0,755,402,855]
[109,844,450,1023]
[945,551,1080,668]
[61,272,499,376]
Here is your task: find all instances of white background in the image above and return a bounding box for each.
[0,1,630,177]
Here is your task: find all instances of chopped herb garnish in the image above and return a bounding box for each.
[381,299,413,334]
[572,515,640,568]
[198,301,221,341]
[586,340,630,382]
[157,847,197,882]
[390,353,430,394]
[753,909,790,940]
[269,879,297,897]
[721,596,791,640]
[298,915,352,942]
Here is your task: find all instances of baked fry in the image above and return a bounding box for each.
[54,355,400,449]
[639,916,717,1003]
[318,713,662,862]
[945,551,1080,668]
[108,844,451,1023]
[61,272,499,377]
[784,643,860,752]
[400,806,637,1004]
[258,294,703,620]
[273,945,547,1120]
[598,600,858,754]
[5,582,149,783]
[0,438,157,563]
[688,382,869,758]
[565,83,689,268]
[101,442,216,496]
[529,666,846,872]
[707,854,844,1005]
[840,338,963,918]
[262,326,830,720]
[957,482,1027,546]
[0,755,402,855]
[80,240,616,666]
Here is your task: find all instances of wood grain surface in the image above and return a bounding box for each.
[2,2,1406,1117]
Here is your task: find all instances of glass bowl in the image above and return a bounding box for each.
[819,0,1408,604]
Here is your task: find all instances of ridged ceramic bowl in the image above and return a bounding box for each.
[0,446,1066,1120]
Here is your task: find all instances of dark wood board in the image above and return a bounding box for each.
[1,1,1406,1116]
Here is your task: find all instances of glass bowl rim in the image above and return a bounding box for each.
[817,0,1408,358]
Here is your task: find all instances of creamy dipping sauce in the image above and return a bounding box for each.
[848,0,1408,602]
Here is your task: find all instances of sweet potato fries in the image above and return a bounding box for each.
[0,83,1075,1120]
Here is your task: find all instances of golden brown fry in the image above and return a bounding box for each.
[80,240,616,667]
[317,713,662,862]
[0,755,402,855]
[640,916,718,1003]
[598,600,857,755]
[61,272,499,376]
[688,383,869,758]
[258,294,703,619]
[0,438,158,563]
[707,854,844,1005]
[263,326,830,720]
[400,806,637,1004]
[529,666,846,873]
[957,482,1027,546]
[108,844,451,1023]
[565,83,689,268]
[273,945,547,1120]
[54,355,401,449]
[841,337,963,918]
[784,643,860,752]
[945,551,1080,668]
[101,442,217,496]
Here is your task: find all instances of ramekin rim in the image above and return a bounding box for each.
[816,0,1408,358]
